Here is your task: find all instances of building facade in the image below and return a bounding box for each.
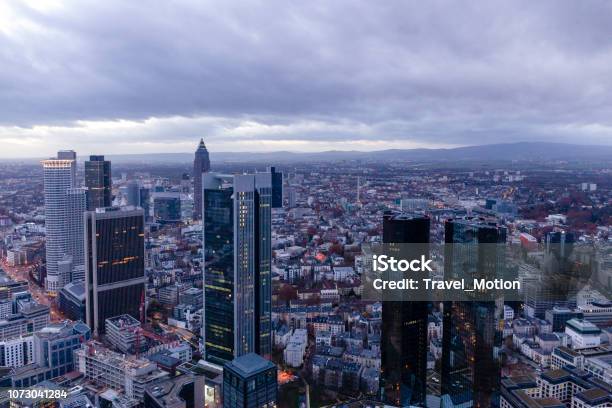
[41,152,77,294]
[202,173,272,366]
[222,353,277,408]
[442,217,507,408]
[192,138,211,220]
[84,207,146,336]
[380,211,430,407]
[84,155,112,210]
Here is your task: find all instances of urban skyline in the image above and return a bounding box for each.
[0,1,611,406]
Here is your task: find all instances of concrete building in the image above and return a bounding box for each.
[565,319,601,350]
[0,336,33,368]
[105,314,144,354]
[75,341,168,402]
[41,152,77,294]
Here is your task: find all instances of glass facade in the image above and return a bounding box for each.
[202,173,272,366]
[203,187,235,365]
[84,155,112,211]
[381,212,430,407]
[222,353,277,408]
[85,207,146,335]
[441,218,506,408]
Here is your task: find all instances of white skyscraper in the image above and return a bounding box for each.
[42,151,85,293]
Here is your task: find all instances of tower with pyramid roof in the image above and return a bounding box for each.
[193,139,211,220]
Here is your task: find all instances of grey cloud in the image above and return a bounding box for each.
[1,0,612,150]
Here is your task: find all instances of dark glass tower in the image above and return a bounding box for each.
[84,155,112,211]
[441,217,506,408]
[381,211,430,407]
[84,207,145,336]
[202,173,272,366]
[269,166,283,208]
[193,139,211,220]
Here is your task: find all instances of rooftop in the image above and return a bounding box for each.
[224,353,275,378]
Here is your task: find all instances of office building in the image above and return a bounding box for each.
[202,172,272,366]
[269,166,283,208]
[577,301,612,326]
[140,187,151,220]
[66,187,87,280]
[442,217,507,408]
[41,152,77,294]
[565,319,601,349]
[84,207,146,336]
[222,353,277,408]
[11,321,90,388]
[153,192,182,224]
[105,314,144,354]
[380,211,430,407]
[0,336,34,368]
[546,307,584,333]
[0,303,50,341]
[58,281,86,321]
[75,341,168,402]
[192,138,211,220]
[180,287,203,310]
[85,155,112,210]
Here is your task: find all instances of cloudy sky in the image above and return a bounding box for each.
[1,0,612,157]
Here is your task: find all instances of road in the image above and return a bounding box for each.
[0,260,66,322]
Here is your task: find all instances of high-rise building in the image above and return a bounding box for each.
[269,166,283,208]
[222,353,277,408]
[381,211,430,407]
[192,139,211,220]
[139,187,151,220]
[84,207,146,336]
[85,155,112,210]
[42,151,78,294]
[441,217,506,408]
[153,192,182,224]
[66,187,87,277]
[202,172,272,366]
[125,181,140,207]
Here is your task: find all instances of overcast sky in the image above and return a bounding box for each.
[1,0,612,157]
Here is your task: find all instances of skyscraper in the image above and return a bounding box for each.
[381,211,430,407]
[84,155,112,210]
[125,181,140,207]
[84,207,145,336]
[42,151,79,294]
[192,139,211,220]
[202,172,272,366]
[441,217,506,408]
[269,166,283,208]
[66,187,87,281]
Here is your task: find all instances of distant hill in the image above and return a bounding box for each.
[3,142,611,164]
[103,142,612,163]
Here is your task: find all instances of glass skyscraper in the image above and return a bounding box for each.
[381,211,430,407]
[84,206,146,336]
[202,173,272,367]
[84,155,112,211]
[441,217,506,408]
